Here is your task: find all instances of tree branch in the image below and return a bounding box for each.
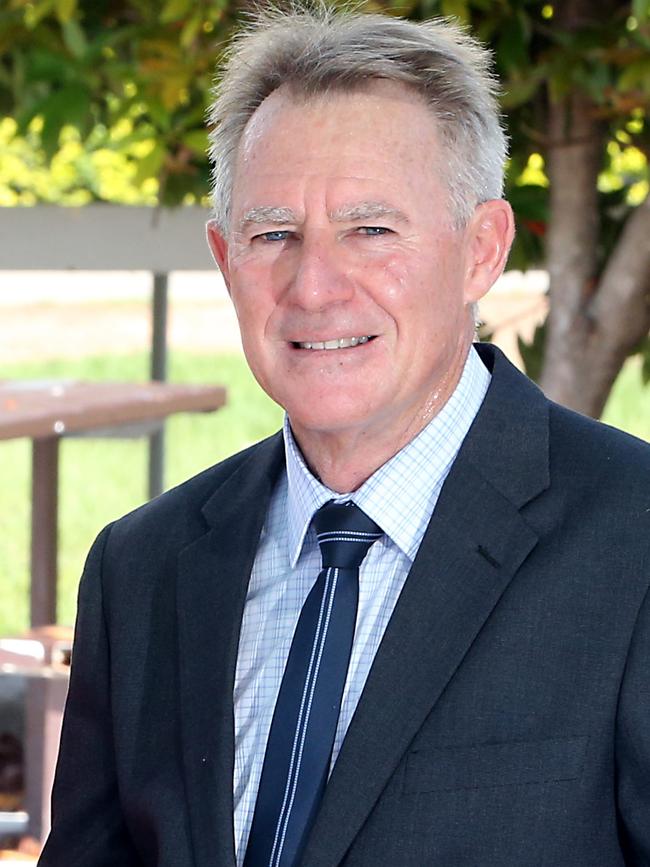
[591,193,650,353]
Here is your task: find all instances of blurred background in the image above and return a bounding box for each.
[1,0,649,859]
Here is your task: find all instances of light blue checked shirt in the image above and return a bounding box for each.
[232,346,491,862]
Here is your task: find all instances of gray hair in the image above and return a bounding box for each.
[208,3,507,233]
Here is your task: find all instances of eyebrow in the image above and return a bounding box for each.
[237,206,297,233]
[329,201,409,224]
[237,201,408,233]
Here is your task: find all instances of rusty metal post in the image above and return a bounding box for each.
[148,273,169,499]
[24,676,69,843]
[30,438,59,627]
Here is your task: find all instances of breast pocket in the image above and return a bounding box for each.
[404,735,588,794]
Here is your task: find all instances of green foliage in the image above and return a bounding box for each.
[1,0,647,213]
[0,0,240,205]
[631,333,650,384]
[0,114,161,204]
[1,0,649,376]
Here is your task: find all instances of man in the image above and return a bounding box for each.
[40,6,650,867]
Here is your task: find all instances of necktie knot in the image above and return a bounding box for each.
[313,500,382,570]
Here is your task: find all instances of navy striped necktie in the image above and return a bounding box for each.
[243,500,382,867]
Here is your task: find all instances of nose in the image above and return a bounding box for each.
[281,230,355,311]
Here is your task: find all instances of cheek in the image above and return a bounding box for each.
[229,262,273,322]
[379,258,411,302]
[230,290,269,354]
[378,254,466,345]
[379,256,438,321]
[359,246,424,306]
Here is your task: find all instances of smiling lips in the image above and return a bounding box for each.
[293,336,375,350]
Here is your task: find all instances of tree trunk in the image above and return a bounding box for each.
[538,0,650,418]
[540,89,603,414]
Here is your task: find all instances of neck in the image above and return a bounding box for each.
[292,341,472,493]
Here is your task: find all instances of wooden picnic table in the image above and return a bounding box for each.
[0,379,226,627]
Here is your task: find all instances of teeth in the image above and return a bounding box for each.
[296,336,372,350]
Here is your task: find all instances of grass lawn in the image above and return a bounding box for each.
[1,350,648,636]
[0,351,283,635]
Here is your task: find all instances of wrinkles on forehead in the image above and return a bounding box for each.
[236,201,409,234]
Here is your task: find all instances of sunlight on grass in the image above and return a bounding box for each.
[602,357,650,442]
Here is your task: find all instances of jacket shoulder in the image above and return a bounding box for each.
[106,430,284,550]
[548,400,650,495]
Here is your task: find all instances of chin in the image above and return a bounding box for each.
[286,398,379,439]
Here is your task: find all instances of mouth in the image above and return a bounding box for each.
[291,335,376,351]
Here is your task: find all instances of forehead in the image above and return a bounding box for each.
[230,81,447,217]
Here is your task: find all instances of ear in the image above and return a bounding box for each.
[462,199,515,305]
[206,219,232,292]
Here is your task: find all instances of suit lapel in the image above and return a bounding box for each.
[176,434,284,867]
[302,346,551,867]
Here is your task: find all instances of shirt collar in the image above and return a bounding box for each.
[284,344,491,567]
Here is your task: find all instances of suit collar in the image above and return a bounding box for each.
[200,432,286,529]
[467,343,550,508]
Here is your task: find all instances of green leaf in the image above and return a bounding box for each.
[642,350,650,386]
[181,128,208,156]
[143,98,173,132]
[180,14,202,49]
[159,168,201,206]
[62,19,87,59]
[508,183,549,222]
[24,49,72,85]
[632,0,650,23]
[630,334,650,385]
[548,68,573,102]
[501,72,544,109]
[497,12,530,73]
[40,82,91,156]
[419,0,443,17]
[440,0,470,24]
[23,0,56,29]
[55,0,77,25]
[575,61,612,105]
[133,140,166,184]
[161,0,193,24]
[618,59,650,95]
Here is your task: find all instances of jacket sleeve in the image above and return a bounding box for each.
[38,524,141,866]
[616,558,650,867]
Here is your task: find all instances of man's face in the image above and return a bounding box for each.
[209,81,504,449]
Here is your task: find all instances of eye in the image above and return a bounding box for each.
[357,226,392,236]
[253,230,292,242]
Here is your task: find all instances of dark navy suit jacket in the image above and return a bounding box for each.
[39,345,650,866]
